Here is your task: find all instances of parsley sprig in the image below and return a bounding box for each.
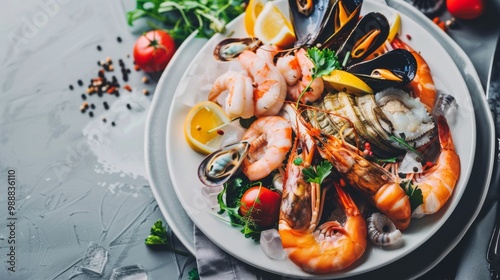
[145,220,189,256]
[400,180,423,212]
[302,160,333,184]
[296,47,341,108]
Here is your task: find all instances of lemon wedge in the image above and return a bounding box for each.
[387,13,401,43]
[244,0,267,37]
[253,2,296,48]
[184,101,230,155]
[323,70,374,95]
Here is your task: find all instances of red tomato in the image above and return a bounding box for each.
[239,186,281,228]
[446,0,484,19]
[133,30,176,73]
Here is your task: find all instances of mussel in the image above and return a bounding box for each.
[213,38,262,61]
[347,49,417,92]
[198,141,250,187]
[336,12,390,67]
[289,0,363,49]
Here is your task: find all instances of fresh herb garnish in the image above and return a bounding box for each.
[296,47,341,107]
[145,219,189,255]
[293,157,303,165]
[217,178,261,241]
[127,0,246,43]
[389,134,423,159]
[400,180,423,212]
[302,160,333,184]
[188,267,200,280]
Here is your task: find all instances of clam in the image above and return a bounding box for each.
[213,38,262,61]
[347,49,417,92]
[198,141,250,187]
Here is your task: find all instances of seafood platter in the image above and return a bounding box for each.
[164,0,476,278]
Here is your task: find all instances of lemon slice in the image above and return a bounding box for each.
[323,70,374,95]
[244,0,267,37]
[184,101,230,154]
[253,2,296,48]
[387,13,401,43]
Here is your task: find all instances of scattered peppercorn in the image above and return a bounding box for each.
[97,45,102,51]
[81,94,86,100]
[126,103,132,110]
[123,84,132,92]
[111,121,116,126]
[117,36,122,43]
[102,117,107,123]
[90,103,96,110]
[406,34,412,40]
[103,101,109,110]
[89,111,94,117]
[143,89,150,96]
[141,76,149,84]
[77,79,83,86]
[216,130,224,135]
[69,85,74,90]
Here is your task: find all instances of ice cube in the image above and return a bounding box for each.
[110,264,148,280]
[202,185,223,210]
[260,229,286,260]
[219,122,246,148]
[81,241,108,276]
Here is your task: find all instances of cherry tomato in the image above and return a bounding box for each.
[239,186,281,228]
[446,0,484,19]
[133,30,176,73]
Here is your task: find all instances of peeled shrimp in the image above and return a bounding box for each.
[238,50,287,117]
[276,48,324,104]
[241,116,292,181]
[279,132,366,273]
[208,71,254,118]
[391,37,437,110]
[410,114,460,218]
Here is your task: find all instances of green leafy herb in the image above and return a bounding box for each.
[188,267,200,280]
[389,134,423,159]
[296,47,341,107]
[145,220,189,256]
[400,180,423,212]
[127,0,246,43]
[217,178,261,241]
[293,157,303,165]
[302,160,333,184]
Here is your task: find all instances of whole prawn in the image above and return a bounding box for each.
[410,114,460,218]
[279,132,366,273]
[241,116,292,181]
[300,115,412,230]
[391,37,437,110]
[276,48,324,104]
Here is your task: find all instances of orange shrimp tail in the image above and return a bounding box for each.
[373,183,411,230]
[391,37,437,110]
[412,115,460,218]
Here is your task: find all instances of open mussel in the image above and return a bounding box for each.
[198,141,250,187]
[336,12,390,67]
[289,0,363,49]
[347,49,417,92]
[213,38,262,61]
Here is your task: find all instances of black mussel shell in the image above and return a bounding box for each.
[317,0,363,51]
[289,0,335,47]
[213,38,262,61]
[347,49,417,92]
[337,12,390,67]
[197,142,250,187]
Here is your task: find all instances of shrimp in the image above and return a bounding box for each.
[391,37,437,110]
[241,116,292,181]
[208,70,255,119]
[238,50,287,117]
[302,118,412,230]
[276,48,324,104]
[410,115,460,218]
[279,133,366,273]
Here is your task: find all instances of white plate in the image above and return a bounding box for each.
[165,0,474,278]
[145,0,494,278]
